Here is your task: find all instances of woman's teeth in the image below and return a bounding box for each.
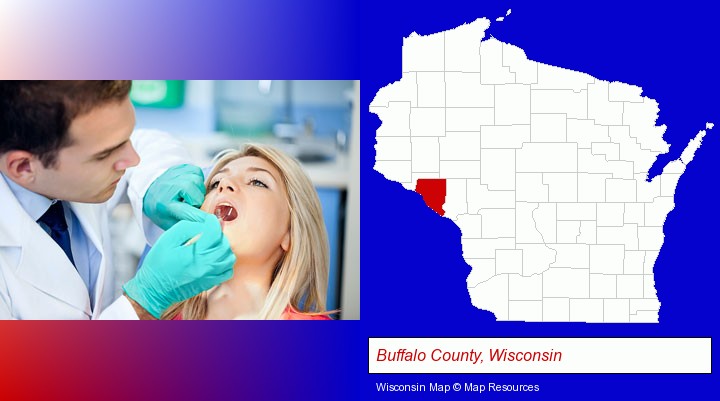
[214,204,238,222]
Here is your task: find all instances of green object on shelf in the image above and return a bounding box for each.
[130,80,185,108]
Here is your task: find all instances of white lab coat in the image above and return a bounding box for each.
[0,129,191,319]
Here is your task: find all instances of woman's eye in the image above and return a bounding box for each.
[250,178,267,188]
[209,180,220,190]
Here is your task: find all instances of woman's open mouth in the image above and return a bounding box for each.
[214,203,238,222]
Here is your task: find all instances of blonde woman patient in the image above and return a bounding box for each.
[162,144,332,320]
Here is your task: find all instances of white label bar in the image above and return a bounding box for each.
[369,338,711,374]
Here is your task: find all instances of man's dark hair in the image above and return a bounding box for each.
[0,81,132,167]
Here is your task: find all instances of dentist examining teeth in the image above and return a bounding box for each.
[0,81,235,320]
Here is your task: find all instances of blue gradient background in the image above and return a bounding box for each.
[1,0,719,400]
[0,0,358,78]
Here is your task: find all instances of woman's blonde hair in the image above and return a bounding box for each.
[162,143,330,320]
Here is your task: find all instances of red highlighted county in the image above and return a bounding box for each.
[415,178,447,216]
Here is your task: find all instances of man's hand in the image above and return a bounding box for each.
[143,164,207,230]
[123,212,236,319]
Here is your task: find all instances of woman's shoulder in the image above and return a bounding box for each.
[281,306,332,320]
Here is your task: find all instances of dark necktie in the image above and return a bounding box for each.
[38,201,75,266]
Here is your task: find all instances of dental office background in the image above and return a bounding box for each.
[111,80,360,319]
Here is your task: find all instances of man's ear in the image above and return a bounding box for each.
[3,150,38,185]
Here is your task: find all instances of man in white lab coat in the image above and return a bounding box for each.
[0,81,234,319]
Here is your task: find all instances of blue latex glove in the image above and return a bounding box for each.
[143,164,207,231]
[123,212,235,318]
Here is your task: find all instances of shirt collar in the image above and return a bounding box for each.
[1,172,55,221]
